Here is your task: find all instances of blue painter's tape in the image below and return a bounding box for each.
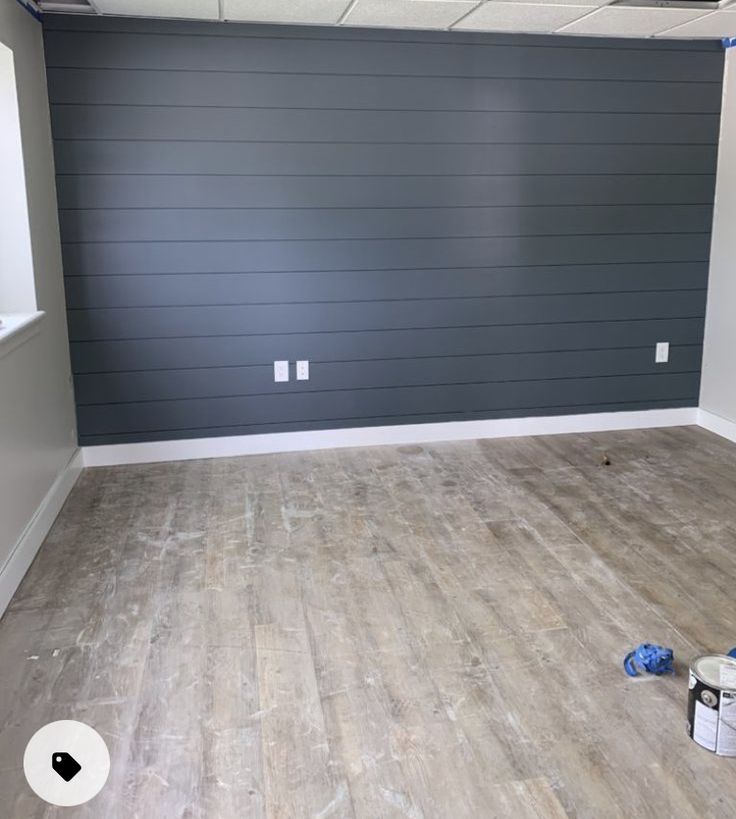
[623,644,675,677]
[14,0,42,22]
[722,37,736,49]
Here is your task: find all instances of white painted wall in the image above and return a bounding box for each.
[0,0,78,606]
[701,49,736,426]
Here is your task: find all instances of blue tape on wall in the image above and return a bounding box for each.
[722,37,736,49]
[14,0,42,22]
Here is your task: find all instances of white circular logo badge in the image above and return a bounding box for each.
[23,720,110,807]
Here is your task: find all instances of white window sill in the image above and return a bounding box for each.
[0,311,45,360]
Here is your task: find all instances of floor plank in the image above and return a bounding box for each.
[1,426,735,817]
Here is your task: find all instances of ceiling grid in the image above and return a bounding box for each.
[37,0,736,40]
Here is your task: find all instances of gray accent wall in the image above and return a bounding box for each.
[43,16,722,445]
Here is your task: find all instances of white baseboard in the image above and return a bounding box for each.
[698,409,736,444]
[0,449,83,616]
[81,407,698,468]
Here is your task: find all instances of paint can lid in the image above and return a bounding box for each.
[692,655,736,690]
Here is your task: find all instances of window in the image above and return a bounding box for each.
[0,39,39,342]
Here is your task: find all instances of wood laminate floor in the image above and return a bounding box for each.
[1,426,736,818]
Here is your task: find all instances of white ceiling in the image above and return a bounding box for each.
[454,2,600,32]
[558,5,711,35]
[36,0,736,39]
[91,0,219,19]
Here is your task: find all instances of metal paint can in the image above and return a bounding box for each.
[687,654,736,756]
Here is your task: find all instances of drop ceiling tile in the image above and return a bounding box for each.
[93,0,220,19]
[558,6,709,36]
[454,3,597,32]
[343,0,480,30]
[494,0,609,6]
[656,8,736,37]
[224,0,352,25]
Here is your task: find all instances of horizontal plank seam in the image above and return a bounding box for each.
[59,231,712,244]
[47,104,723,114]
[64,287,708,309]
[42,26,723,53]
[60,262,710,276]
[53,172,719,178]
[69,344,705,373]
[66,316,709,343]
[44,66,725,84]
[56,204,716,211]
[52,140,721,146]
[75,370,703,407]
[75,397,700,440]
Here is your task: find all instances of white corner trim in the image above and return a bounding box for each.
[698,409,736,444]
[0,448,83,617]
[81,407,699,468]
[0,311,44,361]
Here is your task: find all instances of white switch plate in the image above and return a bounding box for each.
[655,342,669,364]
[296,360,310,381]
[274,360,289,382]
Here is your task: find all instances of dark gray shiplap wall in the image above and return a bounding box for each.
[43,16,722,445]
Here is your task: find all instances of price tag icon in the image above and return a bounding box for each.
[24,720,110,806]
[51,751,82,782]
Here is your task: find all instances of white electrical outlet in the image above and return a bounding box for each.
[655,342,670,364]
[296,360,310,381]
[274,360,289,382]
